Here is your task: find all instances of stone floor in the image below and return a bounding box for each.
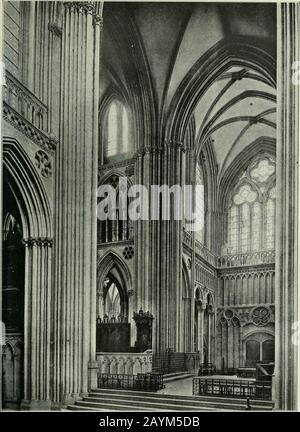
[157,376,195,396]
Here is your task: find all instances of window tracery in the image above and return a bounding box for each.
[226,156,276,253]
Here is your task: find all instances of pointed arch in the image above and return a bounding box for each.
[3,137,52,238]
[218,136,276,209]
[165,38,275,144]
[97,251,133,296]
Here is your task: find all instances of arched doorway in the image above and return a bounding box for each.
[2,137,53,408]
[2,180,25,408]
[96,252,132,352]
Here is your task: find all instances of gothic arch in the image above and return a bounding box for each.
[218,136,276,211]
[97,251,133,297]
[165,38,275,145]
[2,137,53,405]
[2,137,52,238]
[98,171,134,189]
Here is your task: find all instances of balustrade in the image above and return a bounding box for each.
[182,231,275,268]
[3,71,48,132]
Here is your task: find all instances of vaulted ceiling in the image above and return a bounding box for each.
[101,2,276,177]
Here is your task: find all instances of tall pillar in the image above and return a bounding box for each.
[199,303,206,362]
[22,238,52,409]
[275,2,300,411]
[134,142,185,353]
[52,2,102,405]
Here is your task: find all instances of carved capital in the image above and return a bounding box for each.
[64,2,96,15]
[164,139,185,153]
[93,14,103,28]
[22,237,53,248]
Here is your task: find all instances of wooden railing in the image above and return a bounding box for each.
[97,373,164,392]
[193,377,272,400]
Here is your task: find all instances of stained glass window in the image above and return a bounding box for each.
[226,157,276,253]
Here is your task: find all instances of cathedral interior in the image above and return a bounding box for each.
[1,1,299,411]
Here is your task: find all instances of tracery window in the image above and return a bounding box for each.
[104,100,130,159]
[226,157,276,253]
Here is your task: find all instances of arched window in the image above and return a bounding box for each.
[226,157,276,254]
[107,102,118,156]
[104,100,131,159]
[195,158,205,244]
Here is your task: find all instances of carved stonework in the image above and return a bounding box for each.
[35,150,52,178]
[3,104,57,153]
[250,306,271,326]
[22,237,53,248]
[99,158,135,173]
[164,139,185,152]
[133,310,154,352]
[217,305,274,327]
[93,14,103,28]
[123,246,134,259]
[64,2,96,14]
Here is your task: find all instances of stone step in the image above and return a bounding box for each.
[163,371,193,378]
[82,395,243,410]
[89,388,273,409]
[69,398,218,411]
[67,391,273,411]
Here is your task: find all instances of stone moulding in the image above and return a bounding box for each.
[22,237,53,247]
[3,103,58,153]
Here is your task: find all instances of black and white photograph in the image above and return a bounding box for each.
[0,0,299,416]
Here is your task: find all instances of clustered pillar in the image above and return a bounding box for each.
[52,2,102,406]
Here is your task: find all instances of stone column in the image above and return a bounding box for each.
[133,142,185,353]
[275,2,300,411]
[22,238,53,410]
[199,302,206,363]
[52,2,102,406]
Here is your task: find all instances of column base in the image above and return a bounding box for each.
[20,399,52,411]
[88,360,99,390]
